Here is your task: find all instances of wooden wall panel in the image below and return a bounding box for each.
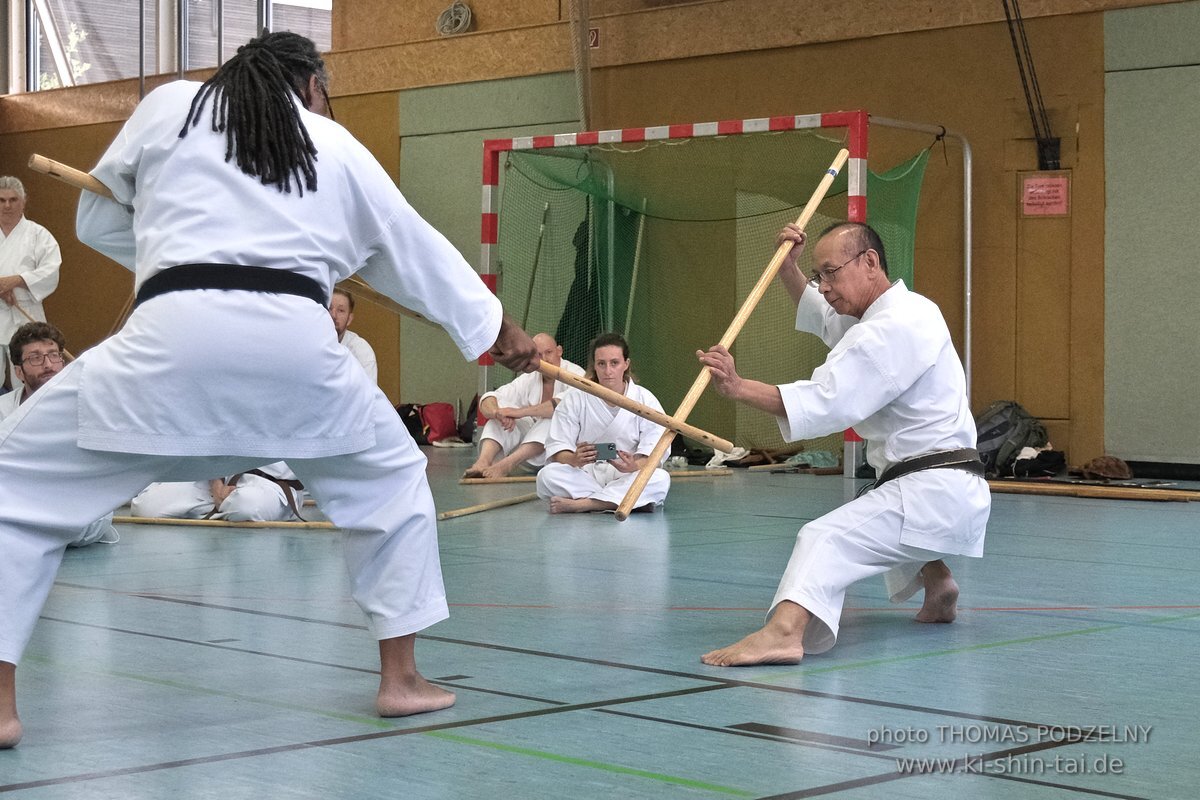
[584,14,1106,461]
[325,92,403,403]
[333,0,560,51]
[2,124,131,357]
[1015,204,1072,420]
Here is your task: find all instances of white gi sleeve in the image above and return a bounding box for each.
[17,224,61,301]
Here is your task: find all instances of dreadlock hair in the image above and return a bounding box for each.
[179,30,328,195]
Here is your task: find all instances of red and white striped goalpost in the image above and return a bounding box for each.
[479,109,872,476]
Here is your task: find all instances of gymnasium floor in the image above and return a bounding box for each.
[2,447,1194,799]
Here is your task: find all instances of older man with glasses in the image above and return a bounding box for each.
[696,221,990,667]
[0,177,62,393]
[0,322,68,417]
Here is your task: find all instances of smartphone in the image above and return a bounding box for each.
[595,442,618,461]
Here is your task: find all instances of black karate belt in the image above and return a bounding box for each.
[135,263,327,308]
[871,447,985,490]
[204,469,307,522]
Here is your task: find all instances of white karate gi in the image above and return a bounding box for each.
[340,330,378,384]
[479,359,583,469]
[0,79,502,665]
[0,389,18,420]
[0,217,61,385]
[770,280,990,654]
[536,379,671,508]
[0,383,118,548]
[131,462,305,522]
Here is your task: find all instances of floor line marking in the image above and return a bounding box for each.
[0,685,728,794]
[424,730,755,797]
[756,609,1200,681]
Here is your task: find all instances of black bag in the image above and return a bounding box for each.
[458,393,480,443]
[1014,449,1066,478]
[396,403,429,445]
[975,400,1048,477]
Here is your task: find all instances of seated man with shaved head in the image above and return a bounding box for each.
[464,332,584,479]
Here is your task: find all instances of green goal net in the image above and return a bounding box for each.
[489,126,929,457]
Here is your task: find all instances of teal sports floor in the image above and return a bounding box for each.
[2,446,1195,799]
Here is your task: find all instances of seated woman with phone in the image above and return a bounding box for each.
[535,332,672,514]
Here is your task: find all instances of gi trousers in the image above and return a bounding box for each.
[0,364,448,665]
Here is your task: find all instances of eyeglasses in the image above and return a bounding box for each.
[807,249,868,288]
[21,351,64,367]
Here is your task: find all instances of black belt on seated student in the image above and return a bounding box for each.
[205,469,307,522]
[135,263,328,308]
[871,448,985,490]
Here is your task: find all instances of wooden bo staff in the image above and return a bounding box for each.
[112,515,337,529]
[538,361,734,453]
[614,148,851,521]
[987,481,1197,503]
[28,154,110,198]
[437,492,539,521]
[459,467,733,485]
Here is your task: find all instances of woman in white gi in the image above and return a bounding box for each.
[536,332,671,513]
[0,32,537,749]
[0,176,61,390]
[697,222,990,667]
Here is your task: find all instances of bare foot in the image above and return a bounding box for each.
[0,716,21,750]
[916,574,959,623]
[548,496,613,514]
[376,674,456,718]
[701,627,805,667]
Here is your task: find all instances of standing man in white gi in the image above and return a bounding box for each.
[329,287,378,383]
[0,31,538,749]
[0,177,61,391]
[697,222,989,667]
[464,332,584,479]
[0,322,119,547]
[536,332,671,513]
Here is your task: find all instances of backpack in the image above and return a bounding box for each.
[975,400,1049,477]
[419,402,458,443]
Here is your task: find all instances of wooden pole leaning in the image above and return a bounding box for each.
[613,148,851,521]
[538,361,735,453]
[8,299,76,360]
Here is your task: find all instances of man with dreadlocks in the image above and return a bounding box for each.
[0,31,537,748]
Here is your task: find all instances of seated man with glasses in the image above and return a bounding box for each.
[696,221,989,667]
[0,322,67,418]
[0,322,118,547]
